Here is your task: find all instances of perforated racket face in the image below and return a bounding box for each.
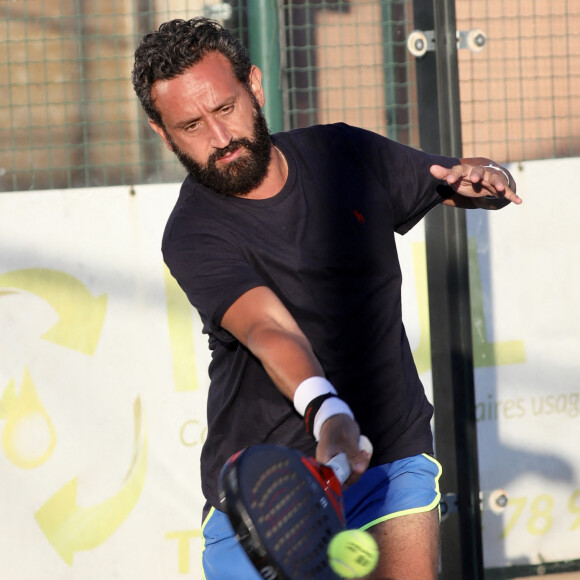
[219,445,345,580]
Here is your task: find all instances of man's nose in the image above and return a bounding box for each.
[208,118,232,149]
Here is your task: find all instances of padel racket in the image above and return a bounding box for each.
[219,436,372,580]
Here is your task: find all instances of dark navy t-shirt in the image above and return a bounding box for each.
[162,123,458,512]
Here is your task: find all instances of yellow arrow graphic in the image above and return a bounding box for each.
[34,398,148,565]
[0,268,107,355]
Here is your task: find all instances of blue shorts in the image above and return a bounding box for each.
[201,453,442,580]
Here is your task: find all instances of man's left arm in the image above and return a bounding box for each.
[430,157,522,209]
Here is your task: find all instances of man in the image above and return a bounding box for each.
[132,17,521,579]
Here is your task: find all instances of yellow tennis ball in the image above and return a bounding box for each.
[327,529,379,578]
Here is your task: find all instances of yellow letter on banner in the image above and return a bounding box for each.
[411,242,431,375]
[163,265,199,391]
[411,240,526,370]
[165,530,202,574]
[468,238,526,367]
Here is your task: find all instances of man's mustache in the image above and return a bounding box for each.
[210,138,253,164]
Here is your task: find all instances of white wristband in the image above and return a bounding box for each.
[312,397,355,441]
[293,376,336,416]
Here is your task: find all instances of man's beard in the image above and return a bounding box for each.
[167,105,273,197]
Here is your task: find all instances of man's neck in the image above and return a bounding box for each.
[242,145,288,200]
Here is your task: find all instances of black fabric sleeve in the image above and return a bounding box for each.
[333,123,459,234]
[163,214,265,343]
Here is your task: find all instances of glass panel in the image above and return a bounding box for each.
[458,1,580,577]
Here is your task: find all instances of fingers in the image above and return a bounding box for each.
[347,436,373,480]
[431,162,490,188]
[431,163,522,205]
[316,415,371,485]
[479,166,523,204]
[429,164,456,182]
[429,163,465,187]
[316,414,360,463]
[352,435,373,476]
[325,436,372,485]
[507,191,523,204]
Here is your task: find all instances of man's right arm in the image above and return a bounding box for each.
[220,285,370,481]
[221,285,325,400]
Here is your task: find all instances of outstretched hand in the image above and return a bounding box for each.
[430,159,522,206]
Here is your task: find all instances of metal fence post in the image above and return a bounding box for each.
[411,0,484,577]
[247,0,285,133]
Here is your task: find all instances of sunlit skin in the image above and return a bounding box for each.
[433,158,523,207]
[148,52,287,199]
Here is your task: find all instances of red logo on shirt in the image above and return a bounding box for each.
[353,209,365,224]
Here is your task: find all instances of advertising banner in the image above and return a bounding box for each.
[0,158,578,578]
[468,159,580,568]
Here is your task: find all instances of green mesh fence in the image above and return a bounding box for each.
[1,0,578,192]
[457,0,580,163]
[282,0,418,144]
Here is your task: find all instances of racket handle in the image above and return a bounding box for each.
[326,435,373,485]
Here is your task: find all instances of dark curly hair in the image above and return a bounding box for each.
[132,18,252,128]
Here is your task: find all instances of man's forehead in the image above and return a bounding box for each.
[154,52,240,97]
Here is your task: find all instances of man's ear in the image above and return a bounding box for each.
[248,65,265,108]
[148,119,174,152]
